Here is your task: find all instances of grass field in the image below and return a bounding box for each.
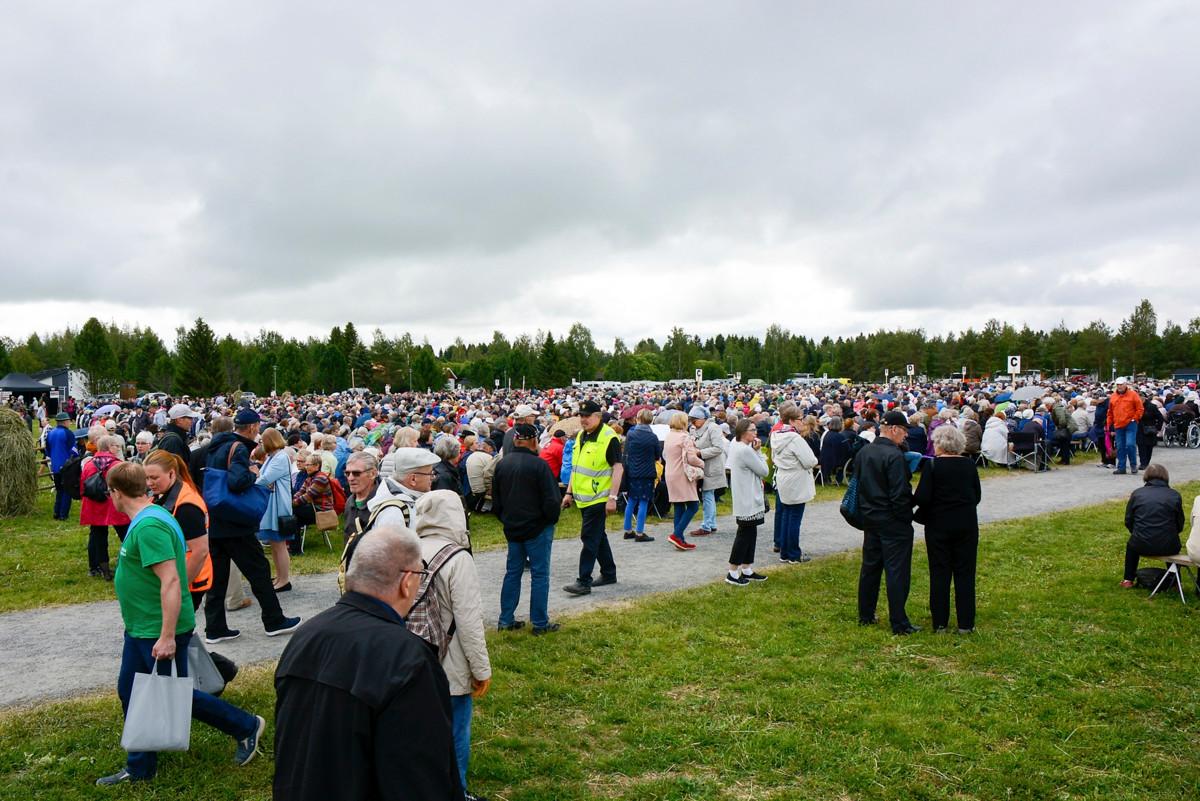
[1,484,1196,800]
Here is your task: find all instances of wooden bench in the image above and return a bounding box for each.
[1148,554,1198,604]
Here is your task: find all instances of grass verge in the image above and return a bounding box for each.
[2,484,1197,800]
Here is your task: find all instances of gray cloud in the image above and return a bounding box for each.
[1,1,1198,347]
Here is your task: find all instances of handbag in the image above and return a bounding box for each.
[186,634,226,696]
[272,464,299,538]
[120,657,193,753]
[203,443,269,527]
[315,508,340,531]
[839,473,865,530]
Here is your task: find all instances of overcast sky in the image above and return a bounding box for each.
[2,2,1198,350]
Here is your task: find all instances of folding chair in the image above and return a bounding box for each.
[1149,554,1198,604]
[1007,431,1041,471]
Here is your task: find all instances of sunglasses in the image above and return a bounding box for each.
[345,469,375,478]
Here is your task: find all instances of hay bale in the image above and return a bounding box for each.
[0,407,39,518]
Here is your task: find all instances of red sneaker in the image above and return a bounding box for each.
[668,534,695,551]
[1119,580,1135,588]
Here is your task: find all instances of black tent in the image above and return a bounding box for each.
[0,373,53,395]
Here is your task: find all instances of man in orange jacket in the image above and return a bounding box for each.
[1106,377,1144,475]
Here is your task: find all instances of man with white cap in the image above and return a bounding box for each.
[502,404,539,456]
[367,447,441,531]
[157,403,200,462]
[1107,378,1144,476]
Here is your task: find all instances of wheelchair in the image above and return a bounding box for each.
[1163,413,1197,448]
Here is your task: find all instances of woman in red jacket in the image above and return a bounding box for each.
[79,434,131,580]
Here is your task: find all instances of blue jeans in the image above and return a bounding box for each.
[117,631,257,779]
[673,501,699,541]
[451,693,473,792]
[499,525,554,629]
[778,501,806,561]
[623,498,649,533]
[700,489,717,531]
[1114,422,1138,472]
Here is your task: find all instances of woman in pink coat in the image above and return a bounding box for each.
[663,412,704,552]
[79,434,131,580]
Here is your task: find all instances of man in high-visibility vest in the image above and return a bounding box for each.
[562,400,624,596]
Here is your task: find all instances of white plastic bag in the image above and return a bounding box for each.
[186,634,226,696]
[121,657,193,752]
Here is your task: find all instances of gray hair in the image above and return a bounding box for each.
[938,407,956,421]
[393,427,420,449]
[434,436,461,461]
[210,415,234,434]
[135,430,155,445]
[99,434,124,454]
[932,424,966,455]
[826,416,844,432]
[345,451,379,473]
[344,526,423,596]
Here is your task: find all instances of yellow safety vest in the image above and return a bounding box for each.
[571,424,617,507]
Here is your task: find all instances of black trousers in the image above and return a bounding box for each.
[1136,431,1156,470]
[87,524,128,571]
[204,535,286,635]
[1124,538,1180,581]
[1054,431,1072,464]
[857,524,914,630]
[925,526,978,630]
[577,503,616,584]
[729,519,761,566]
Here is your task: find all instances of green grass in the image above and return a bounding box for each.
[2,485,1198,800]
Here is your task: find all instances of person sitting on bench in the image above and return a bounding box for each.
[1119,463,1185,588]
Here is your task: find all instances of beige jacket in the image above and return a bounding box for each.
[1187,497,1200,564]
[413,490,491,696]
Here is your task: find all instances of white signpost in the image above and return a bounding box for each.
[906,363,915,377]
[695,368,703,384]
[494,379,500,388]
[1007,354,1021,384]
[961,365,967,377]
[735,372,741,383]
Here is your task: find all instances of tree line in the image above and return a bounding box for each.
[0,299,1196,397]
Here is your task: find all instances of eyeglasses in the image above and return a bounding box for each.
[345,469,375,478]
[414,470,435,478]
[401,568,430,582]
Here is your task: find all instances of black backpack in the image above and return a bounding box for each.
[82,467,109,502]
[59,455,85,501]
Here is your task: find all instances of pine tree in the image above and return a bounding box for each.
[174,318,223,396]
[411,345,443,391]
[73,317,117,395]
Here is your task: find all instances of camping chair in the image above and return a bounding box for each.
[1007,431,1045,472]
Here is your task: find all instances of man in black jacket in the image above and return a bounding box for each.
[274,526,464,801]
[492,423,562,634]
[203,408,300,644]
[855,410,919,634]
[157,404,198,462]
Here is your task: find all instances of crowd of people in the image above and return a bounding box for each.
[23,372,1200,796]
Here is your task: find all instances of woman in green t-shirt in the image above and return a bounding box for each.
[94,461,266,787]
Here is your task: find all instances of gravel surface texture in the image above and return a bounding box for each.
[2,448,1197,708]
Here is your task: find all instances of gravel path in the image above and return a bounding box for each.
[3,448,1198,709]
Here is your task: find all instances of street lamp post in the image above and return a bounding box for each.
[273,364,278,395]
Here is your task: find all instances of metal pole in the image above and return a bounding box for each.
[273,364,277,395]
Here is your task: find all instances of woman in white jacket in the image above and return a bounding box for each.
[413,490,492,800]
[981,409,1011,465]
[725,419,771,585]
[770,405,817,564]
